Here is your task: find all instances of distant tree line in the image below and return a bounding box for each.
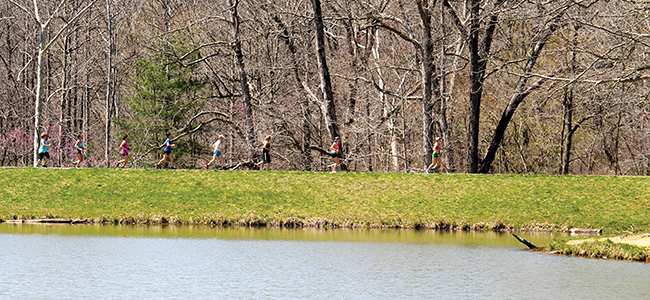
[1,0,649,174]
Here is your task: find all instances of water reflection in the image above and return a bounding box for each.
[0,223,560,247]
[1,224,648,299]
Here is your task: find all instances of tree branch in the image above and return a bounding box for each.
[368,14,422,49]
[43,0,99,53]
[8,0,39,24]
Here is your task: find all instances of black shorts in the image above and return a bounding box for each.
[38,152,50,160]
[331,152,340,158]
[262,151,271,163]
[75,149,82,155]
[164,150,172,155]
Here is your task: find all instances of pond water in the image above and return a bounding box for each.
[1,224,648,299]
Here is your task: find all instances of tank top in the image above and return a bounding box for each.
[39,139,49,153]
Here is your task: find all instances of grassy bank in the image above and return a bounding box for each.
[547,237,650,262]
[1,168,649,231]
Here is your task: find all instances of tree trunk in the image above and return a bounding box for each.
[105,0,114,167]
[33,26,46,167]
[562,89,574,175]
[478,13,559,174]
[467,0,481,173]
[344,17,357,127]
[59,34,69,166]
[438,0,455,172]
[417,0,434,170]
[229,0,255,161]
[372,29,399,171]
[311,0,339,141]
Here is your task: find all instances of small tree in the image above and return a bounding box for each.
[116,42,210,167]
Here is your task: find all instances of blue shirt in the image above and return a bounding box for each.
[38,139,50,153]
[163,138,172,152]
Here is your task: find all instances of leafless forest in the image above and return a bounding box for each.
[1,0,650,174]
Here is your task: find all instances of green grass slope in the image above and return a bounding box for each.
[1,168,648,231]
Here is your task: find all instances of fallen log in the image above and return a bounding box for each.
[24,219,73,223]
[2,220,22,224]
[10,219,90,224]
[221,161,258,170]
[512,233,537,249]
[570,228,602,235]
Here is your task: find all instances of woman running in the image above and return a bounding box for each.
[155,133,175,169]
[329,136,341,173]
[36,133,52,167]
[425,137,442,173]
[205,135,225,170]
[256,135,272,170]
[116,135,129,168]
[73,134,85,169]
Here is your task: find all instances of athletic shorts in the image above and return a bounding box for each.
[75,149,82,155]
[38,152,50,160]
[331,152,340,158]
[164,150,172,155]
[262,151,271,163]
[213,150,222,157]
[432,153,439,158]
[121,151,128,157]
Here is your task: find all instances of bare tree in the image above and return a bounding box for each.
[229,0,255,161]
[311,0,339,141]
[10,0,98,166]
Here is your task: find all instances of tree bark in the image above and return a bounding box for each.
[105,0,114,167]
[229,0,255,161]
[438,0,455,172]
[467,0,482,173]
[311,0,339,141]
[417,0,434,170]
[33,26,46,167]
[562,89,574,174]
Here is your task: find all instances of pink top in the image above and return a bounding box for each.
[121,141,129,155]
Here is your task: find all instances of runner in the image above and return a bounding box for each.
[205,135,225,170]
[329,136,341,173]
[155,133,175,169]
[425,137,442,173]
[36,133,52,168]
[256,135,272,170]
[73,134,85,169]
[116,135,129,168]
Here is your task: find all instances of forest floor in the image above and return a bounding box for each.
[1,167,649,233]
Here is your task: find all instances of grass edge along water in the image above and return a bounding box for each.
[0,168,649,233]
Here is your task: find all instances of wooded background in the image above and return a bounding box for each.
[1,0,649,174]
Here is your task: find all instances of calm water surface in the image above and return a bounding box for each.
[1,224,648,299]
